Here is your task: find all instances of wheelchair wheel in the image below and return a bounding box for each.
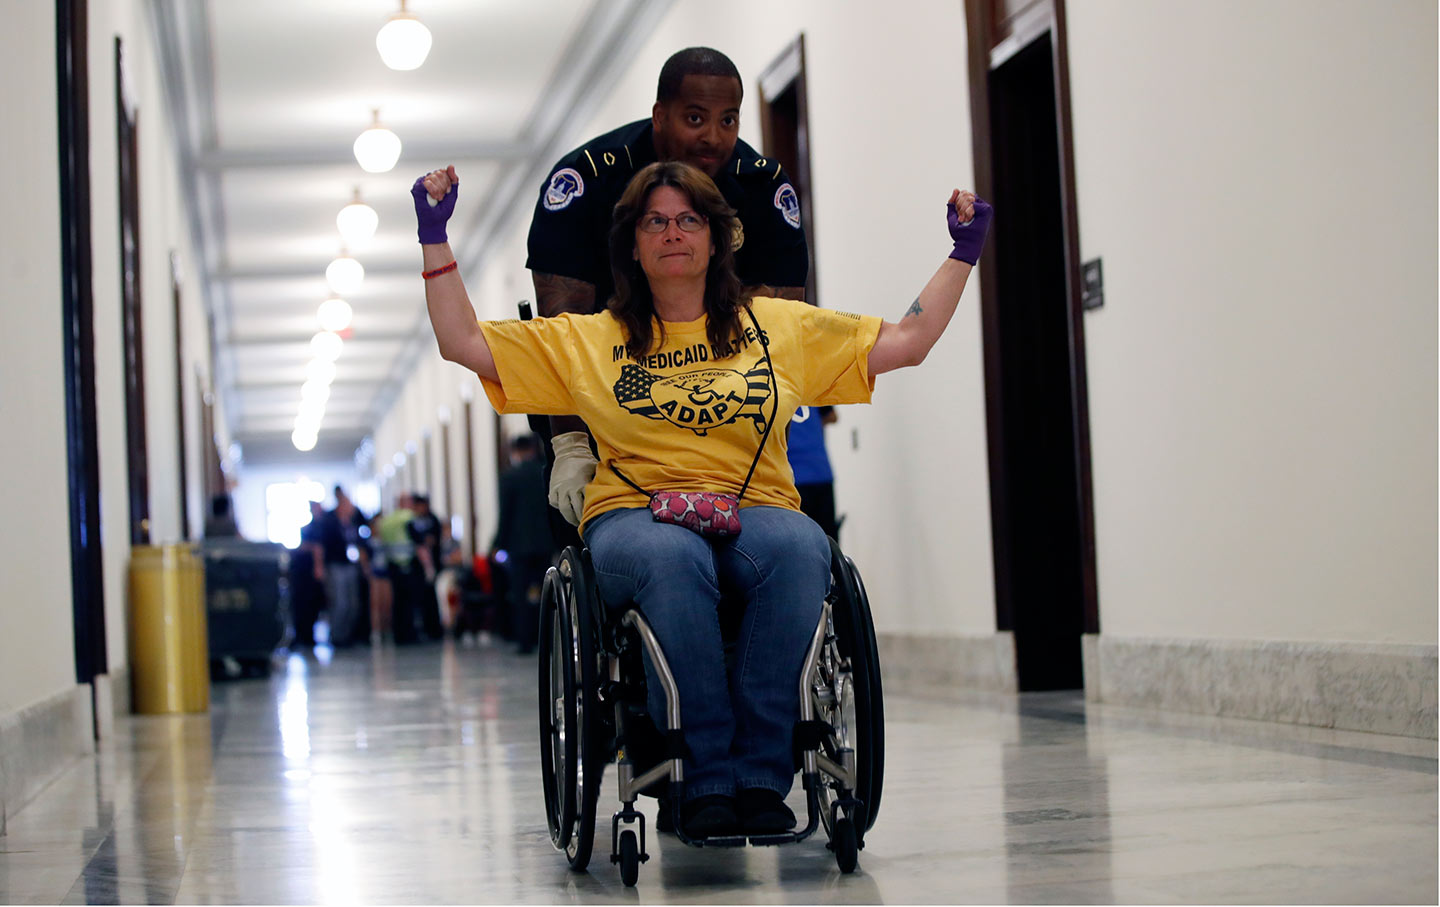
[828,540,885,832]
[557,547,603,871]
[618,829,640,887]
[832,816,859,874]
[814,632,857,841]
[538,568,577,850]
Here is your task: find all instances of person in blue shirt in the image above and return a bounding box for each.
[786,405,839,541]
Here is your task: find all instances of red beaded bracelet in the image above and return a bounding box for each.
[422,261,458,280]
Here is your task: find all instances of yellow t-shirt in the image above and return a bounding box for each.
[477,296,882,530]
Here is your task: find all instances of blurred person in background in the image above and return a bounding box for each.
[377,494,419,643]
[313,487,363,647]
[292,499,326,648]
[365,508,393,645]
[204,493,241,538]
[492,433,556,655]
[433,519,468,638]
[407,495,446,641]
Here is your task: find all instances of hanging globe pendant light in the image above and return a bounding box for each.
[310,330,344,362]
[336,187,378,245]
[317,296,353,333]
[326,247,364,295]
[376,0,433,71]
[353,108,401,173]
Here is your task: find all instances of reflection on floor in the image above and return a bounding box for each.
[0,641,1434,904]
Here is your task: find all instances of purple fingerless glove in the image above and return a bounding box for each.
[411,175,458,245]
[947,196,994,265]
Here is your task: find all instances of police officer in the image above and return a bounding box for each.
[526,46,810,538]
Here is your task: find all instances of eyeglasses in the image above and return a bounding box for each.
[638,212,707,233]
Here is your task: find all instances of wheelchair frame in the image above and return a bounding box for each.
[537,538,884,887]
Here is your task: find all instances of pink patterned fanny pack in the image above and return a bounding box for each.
[647,490,743,538]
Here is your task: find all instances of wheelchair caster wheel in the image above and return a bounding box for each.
[832,817,858,874]
[618,829,640,887]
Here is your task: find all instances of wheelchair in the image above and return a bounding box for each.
[536,536,884,887]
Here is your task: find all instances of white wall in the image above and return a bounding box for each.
[0,0,211,720]
[1068,0,1437,643]
[378,0,1436,654]
[379,0,998,639]
[0,0,79,715]
[86,0,216,674]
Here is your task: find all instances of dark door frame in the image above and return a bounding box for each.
[170,252,190,539]
[422,431,434,496]
[57,0,108,688]
[200,372,225,503]
[462,396,479,560]
[116,35,152,546]
[439,416,454,536]
[757,33,818,304]
[492,412,506,488]
[964,0,1100,639]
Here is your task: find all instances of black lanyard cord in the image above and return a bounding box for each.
[611,305,777,502]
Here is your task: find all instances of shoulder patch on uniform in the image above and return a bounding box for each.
[730,219,745,251]
[543,168,585,211]
[774,182,801,229]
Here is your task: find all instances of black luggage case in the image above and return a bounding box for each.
[203,540,289,676]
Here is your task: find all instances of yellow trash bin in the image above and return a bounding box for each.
[128,544,210,714]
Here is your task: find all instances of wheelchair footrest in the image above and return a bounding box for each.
[686,833,748,848]
[746,832,804,847]
[680,829,812,848]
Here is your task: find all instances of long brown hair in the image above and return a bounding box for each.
[607,161,747,360]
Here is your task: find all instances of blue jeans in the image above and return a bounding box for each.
[585,505,830,801]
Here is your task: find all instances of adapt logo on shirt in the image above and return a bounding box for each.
[612,360,772,436]
[543,168,585,211]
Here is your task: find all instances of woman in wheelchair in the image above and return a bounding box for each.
[413,161,991,839]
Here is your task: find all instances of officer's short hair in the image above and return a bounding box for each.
[656,47,742,104]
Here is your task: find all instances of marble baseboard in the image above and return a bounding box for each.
[0,685,95,834]
[1083,634,1438,739]
[877,631,1017,695]
[109,664,131,717]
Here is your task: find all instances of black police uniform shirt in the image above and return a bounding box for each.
[407,513,442,566]
[526,118,810,311]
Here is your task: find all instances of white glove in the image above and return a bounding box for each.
[548,431,598,526]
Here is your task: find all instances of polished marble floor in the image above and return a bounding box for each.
[0,640,1434,904]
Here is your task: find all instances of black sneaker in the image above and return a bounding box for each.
[737,788,796,834]
[681,794,740,838]
[655,797,675,833]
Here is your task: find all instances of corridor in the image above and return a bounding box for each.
[0,643,1433,904]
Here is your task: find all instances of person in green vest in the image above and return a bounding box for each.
[376,494,419,643]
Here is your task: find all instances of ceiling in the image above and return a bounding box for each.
[147,0,669,467]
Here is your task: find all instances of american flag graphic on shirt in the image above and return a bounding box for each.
[613,359,772,437]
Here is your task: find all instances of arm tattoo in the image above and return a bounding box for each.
[904,297,923,319]
[532,272,598,317]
